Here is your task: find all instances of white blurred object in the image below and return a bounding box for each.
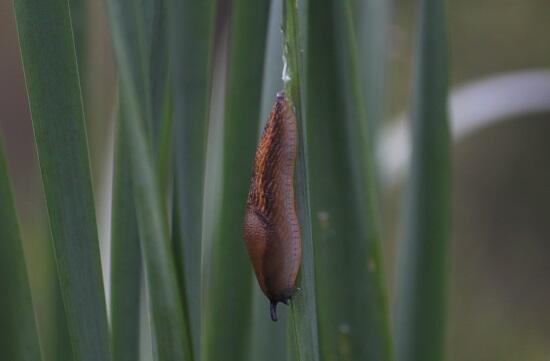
[377,69,550,185]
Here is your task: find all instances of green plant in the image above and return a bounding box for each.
[7,0,450,360]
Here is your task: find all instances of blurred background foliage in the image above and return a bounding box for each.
[1,0,549,360]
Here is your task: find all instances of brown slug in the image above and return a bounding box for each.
[243,91,302,322]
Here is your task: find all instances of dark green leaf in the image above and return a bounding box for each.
[106,0,192,359]
[12,0,111,359]
[247,1,289,359]
[69,0,88,94]
[306,1,394,360]
[110,91,142,361]
[167,0,216,356]
[394,1,451,361]
[150,0,171,160]
[283,0,321,360]
[0,136,42,361]
[202,0,271,360]
[110,0,171,356]
[354,0,392,136]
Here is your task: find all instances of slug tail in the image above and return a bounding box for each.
[270,301,278,322]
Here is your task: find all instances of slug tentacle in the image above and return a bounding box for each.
[243,91,302,321]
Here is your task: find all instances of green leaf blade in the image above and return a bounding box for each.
[283,0,321,360]
[168,0,216,356]
[126,115,190,361]
[110,0,174,358]
[394,1,451,361]
[0,137,43,361]
[354,0,392,136]
[247,1,290,359]
[106,0,192,359]
[304,1,393,360]
[202,0,272,360]
[12,1,111,359]
[110,93,142,361]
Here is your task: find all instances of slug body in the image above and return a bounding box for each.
[244,91,302,321]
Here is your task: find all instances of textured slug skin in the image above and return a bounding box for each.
[243,91,302,321]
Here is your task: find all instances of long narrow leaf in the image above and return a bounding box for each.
[170,201,195,360]
[305,1,394,360]
[0,136,42,361]
[13,1,111,359]
[202,1,271,360]
[53,283,73,361]
[122,76,190,361]
[105,0,151,129]
[106,0,191,359]
[150,0,170,156]
[283,0,320,360]
[394,1,451,361]
[68,0,87,96]
[168,0,216,357]
[247,1,289,359]
[354,0,392,135]
[110,3,174,357]
[110,92,142,361]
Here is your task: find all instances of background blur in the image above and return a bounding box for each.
[1,0,549,360]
